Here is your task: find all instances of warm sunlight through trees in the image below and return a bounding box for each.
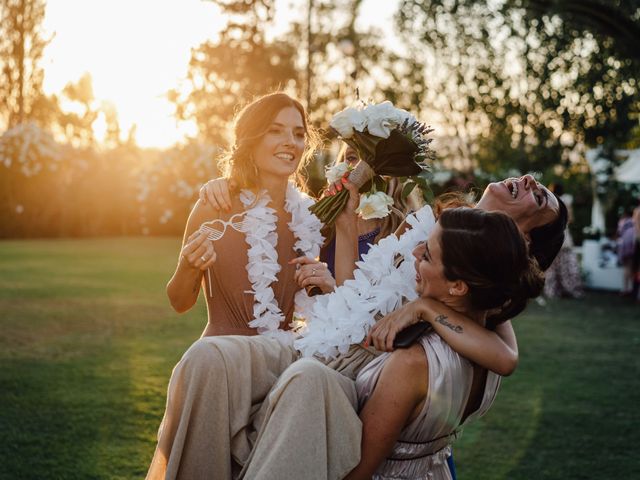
[0,0,639,239]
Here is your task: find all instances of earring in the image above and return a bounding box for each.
[249,154,258,178]
[449,288,454,295]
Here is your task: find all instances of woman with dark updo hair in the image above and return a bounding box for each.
[236,207,545,479]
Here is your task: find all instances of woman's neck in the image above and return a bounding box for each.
[258,177,288,210]
[357,217,380,236]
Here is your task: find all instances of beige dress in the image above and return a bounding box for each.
[201,199,299,336]
[145,338,364,480]
[356,332,501,479]
[146,198,304,479]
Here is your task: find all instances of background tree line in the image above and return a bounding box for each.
[1,0,639,239]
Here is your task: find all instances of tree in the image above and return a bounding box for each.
[396,0,640,176]
[518,0,640,63]
[56,73,100,147]
[170,0,299,145]
[0,0,53,128]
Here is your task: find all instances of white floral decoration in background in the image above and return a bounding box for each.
[0,122,62,177]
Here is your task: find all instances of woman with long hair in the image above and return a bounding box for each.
[165,92,323,338]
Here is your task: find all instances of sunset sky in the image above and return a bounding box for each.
[41,0,398,148]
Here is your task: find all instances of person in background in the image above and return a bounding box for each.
[320,144,422,277]
[629,199,640,300]
[616,207,636,296]
[543,182,584,299]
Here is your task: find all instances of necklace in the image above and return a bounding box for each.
[240,183,324,341]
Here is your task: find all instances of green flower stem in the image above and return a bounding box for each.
[309,189,350,227]
[310,196,335,217]
[323,191,350,227]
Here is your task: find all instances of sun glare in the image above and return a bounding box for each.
[42,0,226,148]
[41,0,399,149]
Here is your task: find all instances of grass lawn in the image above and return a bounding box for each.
[1,237,639,479]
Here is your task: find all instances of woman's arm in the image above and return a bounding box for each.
[344,346,428,479]
[368,298,518,376]
[166,200,218,313]
[422,301,518,376]
[333,179,360,286]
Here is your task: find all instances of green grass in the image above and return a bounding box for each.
[1,238,639,479]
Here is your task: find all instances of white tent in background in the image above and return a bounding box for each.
[615,149,640,184]
[581,148,637,291]
[585,148,608,232]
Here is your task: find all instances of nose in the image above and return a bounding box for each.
[282,129,295,146]
[521,174,537,190]
[412,243,424,260]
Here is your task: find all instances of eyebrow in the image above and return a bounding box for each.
[271,122,305,131]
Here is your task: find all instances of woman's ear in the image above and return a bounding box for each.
[448,279,468,297]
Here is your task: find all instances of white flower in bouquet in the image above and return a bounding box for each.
[329,107,367,138]
[356,191,394,220]
[362,101,417,138]
[324,161,350,184]
[311,100,434,227]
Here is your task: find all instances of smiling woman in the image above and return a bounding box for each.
[146,92,330,478]
[41,0,225,147]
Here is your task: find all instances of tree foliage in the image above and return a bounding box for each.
[0,0,55,128]
[397,0,640,177]
[170,0,298,144]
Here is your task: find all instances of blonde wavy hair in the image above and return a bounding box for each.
[335,143,420,241]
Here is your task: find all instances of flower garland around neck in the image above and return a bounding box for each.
[240,183,324,343]
[294,205,436,359]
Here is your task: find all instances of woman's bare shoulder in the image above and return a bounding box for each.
[184,199,221,237]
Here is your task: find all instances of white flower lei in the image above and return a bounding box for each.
[294,205,436,359]
[240,183,324,342]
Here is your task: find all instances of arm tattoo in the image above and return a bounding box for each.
[435,314,463,334]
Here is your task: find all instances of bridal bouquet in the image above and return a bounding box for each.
[310,101,434,226]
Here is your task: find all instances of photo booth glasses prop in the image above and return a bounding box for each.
[198,212,249,297]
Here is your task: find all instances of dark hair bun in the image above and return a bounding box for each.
[487,256,544,326]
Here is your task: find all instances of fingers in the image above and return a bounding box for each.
[367,314,399,352]
[323,173,350,197]
[198,242,217,271]
[289,256,320,267]
[292,261,334,292]
[201,178,232,211]
[386,324,399,352]
[205,181,222,210]
[182,231,207,257]
[181,232,216,269]
[212,179,232,211]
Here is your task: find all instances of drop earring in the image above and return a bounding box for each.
[250,155,259,178]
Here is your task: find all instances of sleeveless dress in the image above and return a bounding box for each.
[146,195,309,479]
[355,332,501,480]
[202,197,300,335]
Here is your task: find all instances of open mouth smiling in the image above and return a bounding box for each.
[503,178,519,199]
[275,152,295,162]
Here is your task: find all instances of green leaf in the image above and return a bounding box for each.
[373,175,387,193]
[401,181,418,200]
